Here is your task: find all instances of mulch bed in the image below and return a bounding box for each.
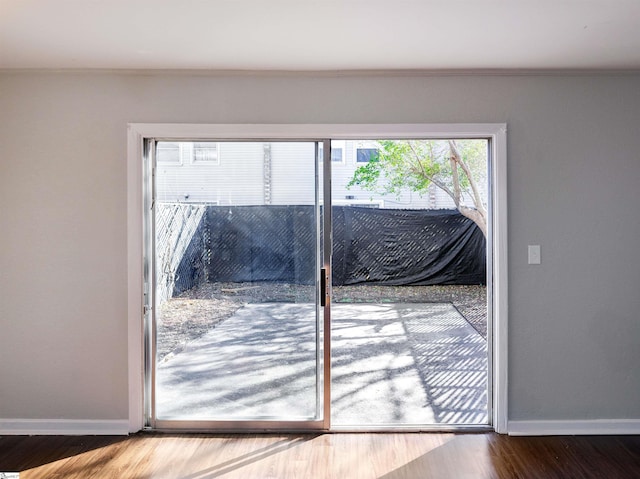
[156,282,487,361]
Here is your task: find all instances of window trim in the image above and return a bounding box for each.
[127,123,508,434]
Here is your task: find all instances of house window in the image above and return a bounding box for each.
[191,142,218,164]
[354,140,379,163]
[156,142,182,164]
[319,140,345,163]
[156,141,219,165]
[356,147,378,163]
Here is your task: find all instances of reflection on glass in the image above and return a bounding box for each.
[154,141,321,420]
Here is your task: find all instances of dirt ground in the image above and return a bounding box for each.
[157,282,487,361]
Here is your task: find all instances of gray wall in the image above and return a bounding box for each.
[1,71,639,424]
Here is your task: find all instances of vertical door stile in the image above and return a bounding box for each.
[149,139,158,429]
[322,139,332,430]
[142,138,156,428]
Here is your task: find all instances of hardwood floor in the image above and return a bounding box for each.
[1,432,639,478]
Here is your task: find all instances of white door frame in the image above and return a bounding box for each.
[127,123,508,433]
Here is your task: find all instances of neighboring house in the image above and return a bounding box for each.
[156,140,484,209]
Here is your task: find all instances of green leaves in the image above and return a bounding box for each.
[347,138,488,237]
[347,155,382,190]
[349,140,481,196]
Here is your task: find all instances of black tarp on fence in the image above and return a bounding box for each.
[207,205,316,284]
[332,207,485,285]
[199,205,485,286]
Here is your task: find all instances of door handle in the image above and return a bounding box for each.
[320,268,329,307]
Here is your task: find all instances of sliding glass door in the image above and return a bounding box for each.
[146,140,330,430]
[139,127,498,432]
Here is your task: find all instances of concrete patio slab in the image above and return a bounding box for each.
[156,303,487,426]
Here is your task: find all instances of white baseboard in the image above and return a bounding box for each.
[508,419,640,436]
[0,419,130,435]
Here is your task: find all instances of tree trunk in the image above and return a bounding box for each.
[448,141,488,239]
[459,205,488,238]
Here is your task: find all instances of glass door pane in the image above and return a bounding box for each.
[330,138,489,427]
[151,140,325,426]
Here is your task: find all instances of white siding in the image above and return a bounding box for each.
[270,142,316,205]
[155,140,483,210]
[156,142,264,205]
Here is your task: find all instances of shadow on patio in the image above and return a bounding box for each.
[155,302,487,426]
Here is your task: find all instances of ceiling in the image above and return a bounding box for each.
[2,0,640,71]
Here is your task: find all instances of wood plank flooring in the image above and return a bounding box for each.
[1,432,639,478]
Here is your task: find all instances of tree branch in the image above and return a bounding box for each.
[407,141,430,181]
[448,140,487,217]
[448,140,488,236]
[449,146,462,209]
[406,141,459,200]
[429,177,457,201]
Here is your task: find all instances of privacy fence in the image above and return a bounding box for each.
[156,204,486,301]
